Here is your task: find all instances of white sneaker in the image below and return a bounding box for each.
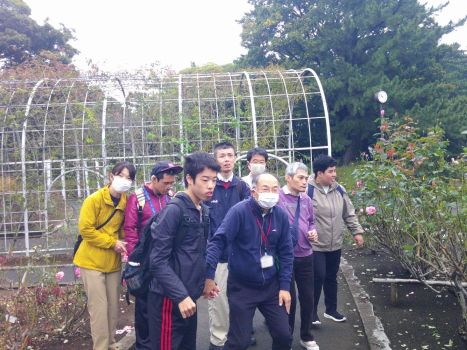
[300,339,320,350]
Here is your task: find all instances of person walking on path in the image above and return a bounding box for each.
[308,155,364,325]
[74,161,136,350]
[278,162,319,350]
[147,152,219,350]
[206,141,250,350]
[124,160,182,349]
[205,173,294,350]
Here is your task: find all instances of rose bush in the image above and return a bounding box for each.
[0,266,87,349]
[351,116,466,340]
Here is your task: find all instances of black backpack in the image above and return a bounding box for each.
[123,196,193,297]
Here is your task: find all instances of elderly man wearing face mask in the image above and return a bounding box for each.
[241,147,268,189]
[204,173,294,350]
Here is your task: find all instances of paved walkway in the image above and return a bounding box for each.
[195,271,370,350]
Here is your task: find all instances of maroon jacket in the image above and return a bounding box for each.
[124,184,169,256]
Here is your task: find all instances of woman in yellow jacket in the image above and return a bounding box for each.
[74,161,136,350]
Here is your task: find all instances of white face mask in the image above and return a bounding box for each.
[250,163,266,176]
[257,192,279,209]
[111,176,132,193]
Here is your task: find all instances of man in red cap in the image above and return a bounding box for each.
[124,160,183,350]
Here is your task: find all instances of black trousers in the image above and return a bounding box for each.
[313,249,342,314]
[147,291,197,350]
[135,294,151,349]
[289,254,315,341]
[225,275,292,350]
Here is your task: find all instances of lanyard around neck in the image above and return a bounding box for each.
[143,187,158,215]
[255,215,272,248]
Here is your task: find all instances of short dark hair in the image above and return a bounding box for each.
[213,141,235,157]
[312,155,337,177]
[154,169,179,181]
[111,161,136,181]
[246,147,268,162]
[183,152,220,187]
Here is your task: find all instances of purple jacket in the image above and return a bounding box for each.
[124,184,168,256]
[278,186,316,257]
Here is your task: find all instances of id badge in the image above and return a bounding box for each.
[260,254,274,269]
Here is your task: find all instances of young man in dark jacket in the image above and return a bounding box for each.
[206,141,250,350]
[204,173,294,350]
[124,161,182,350]
[147,152,219,350]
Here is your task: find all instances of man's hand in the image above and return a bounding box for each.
[178,296,196,319]
[307,229,318,242]
[114,240,127,254]
[354,234,364,247]
[278,290,291,314]
[203,279,220,299]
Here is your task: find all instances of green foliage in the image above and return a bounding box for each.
[351,116,466,338]
[238,0,467,160]
[0,0,78,67]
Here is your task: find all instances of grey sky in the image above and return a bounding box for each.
[25,0,466,73]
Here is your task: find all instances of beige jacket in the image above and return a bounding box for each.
[308,178,363,252]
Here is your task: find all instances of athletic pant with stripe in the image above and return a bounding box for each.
[147,291,197,350]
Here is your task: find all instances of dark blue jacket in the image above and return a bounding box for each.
[206,197,293,291]
[149,193,209,303]
[205,176,250,262]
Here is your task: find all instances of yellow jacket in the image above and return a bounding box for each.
[73,186,127,273]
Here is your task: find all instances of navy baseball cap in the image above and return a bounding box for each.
[151,161,183,176]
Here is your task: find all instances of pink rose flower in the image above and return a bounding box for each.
[356,180,364,189]
[55,271,65,282]
[365,206,377,215]
[74,267,81,279]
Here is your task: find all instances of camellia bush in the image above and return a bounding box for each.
[351,116,466,339]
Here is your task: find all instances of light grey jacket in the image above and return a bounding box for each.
[308,178,363,252]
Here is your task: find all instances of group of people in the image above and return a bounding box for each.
[73,142,364,350]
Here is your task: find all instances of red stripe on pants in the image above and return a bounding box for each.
[161,297,173,350]
[168,298,173,350]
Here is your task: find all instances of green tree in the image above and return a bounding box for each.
[0,0,78,67]
[238,0,467,161]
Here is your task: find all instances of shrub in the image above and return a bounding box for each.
[351,116,466,340]
[0,267,87,349]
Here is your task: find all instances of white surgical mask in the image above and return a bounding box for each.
[257,192,279,209]
[250,163,266,176]
[111,176,132,193]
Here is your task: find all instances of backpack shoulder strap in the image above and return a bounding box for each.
[135,187,146,233]
[166,196,191,248]
[307,184,315,199]
[336,185,345,197]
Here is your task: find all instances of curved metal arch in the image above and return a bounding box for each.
[301,68,332,156]
[21,79,45,256]
[260,70,278,153]
[291,69,314,161]
[242,71,258,147]
[41,79,63,241]
[276,71,294,163]
[0,89,17,249]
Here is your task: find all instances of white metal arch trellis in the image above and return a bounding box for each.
[0,69,331,255]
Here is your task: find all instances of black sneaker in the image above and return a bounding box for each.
[209,343,224,350]
[311,313,321,325]
[323,310,346,322]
